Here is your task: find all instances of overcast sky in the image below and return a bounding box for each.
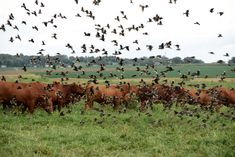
[0,0,234,63]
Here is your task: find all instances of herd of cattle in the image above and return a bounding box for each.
[0,81,234,114]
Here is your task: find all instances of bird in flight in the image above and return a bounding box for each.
[210,8,214,13]
[217,12,224,16]
[183,10,189,17]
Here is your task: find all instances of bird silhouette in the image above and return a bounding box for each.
[224,53,229,57]
[183,10,189,17]
[15,35,21,41]
[52,33,57,39]
[209,52,214,55]
[139,5,149,12]
[210,8,214,13]
[0,24,6,32]
[217,12,224,16]
[22,66,27,72]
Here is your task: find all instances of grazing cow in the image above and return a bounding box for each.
[49,82,85,111]
[187,89,219,110]
[138,83,177,110]
[0,81,53,113]
[85,83,136,110]
[211,87,235,108]
[152,84,174,103]
[171,86,190,105]
[136,85,155,111]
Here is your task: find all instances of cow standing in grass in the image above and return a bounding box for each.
[49,82,85,111]
[85,83,137,110]
[0,81,53,113]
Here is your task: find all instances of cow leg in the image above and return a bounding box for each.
[2,103,7,110]
[140,100,147,112]
[26,101,35,113]
[58,100,63,112]
[113,98,120,110]
[150,102,154,110]
[21,105,27,114]
[85,99,93,110]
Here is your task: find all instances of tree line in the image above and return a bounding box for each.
[0,53,234,67]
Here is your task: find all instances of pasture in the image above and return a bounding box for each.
[1,101,235,157]
[0,65,235,157]
[1,64,235,88]
[1,64,235,79]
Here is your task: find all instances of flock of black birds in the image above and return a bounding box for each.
[0,0,233,84]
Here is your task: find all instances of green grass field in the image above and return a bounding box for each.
[0,64,235,157]
[31,64,235,79]
[1,64,235,79]
[0,102,235,157]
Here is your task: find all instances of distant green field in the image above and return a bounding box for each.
[27,64,235,79]
[1,64,235,79]
[1,64,235,89]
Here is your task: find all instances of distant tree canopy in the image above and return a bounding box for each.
[228,57,235,64]
[0,53,207,67]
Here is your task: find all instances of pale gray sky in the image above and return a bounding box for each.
[0,0,235,63]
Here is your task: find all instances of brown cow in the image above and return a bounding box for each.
[186,89,220,110]
[49,82,85,111]
[85,83,136,110]
[0,81,53,113]
[136,84,155,111]
[211,87,235,108]
[137,83,176,111]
